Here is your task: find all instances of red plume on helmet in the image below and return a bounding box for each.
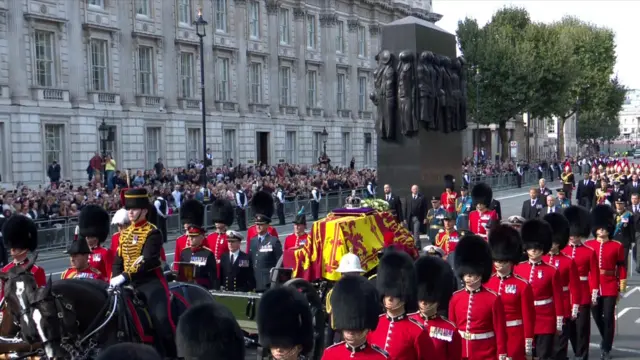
[119,188,129,207]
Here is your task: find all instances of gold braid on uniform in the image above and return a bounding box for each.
[118,222,158,274]
[326,288,333,328]
[435,232,449,249]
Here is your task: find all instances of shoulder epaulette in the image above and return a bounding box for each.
[368,274,377,281]
[439,316,456,328]
[484,287,498,296]
[201,246,213,253]
[518,260,528,265]
[325,341,344,350]
[453,288,465,294]
[513,274,529,284]
[407,311,420,317]
[407,316,425,329]
[61,269,70,279]
[148,222,158,230]
[90,267,102,275]
[371,344,389,358]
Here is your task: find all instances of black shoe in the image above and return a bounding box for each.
[601,351,611,360]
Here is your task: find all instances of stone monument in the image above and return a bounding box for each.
[374,16,464,201]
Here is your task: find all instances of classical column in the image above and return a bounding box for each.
[7,0,29,103]
[161,0,178,111]
[369,23,381,57]
[319,13,337,119]
[266,0,280,115]
[66,1,87,106]
[117,1,135,108]
[347,19,359,119]
[293,7,306,117]
[202,0,215,112]
[235,0,248,115]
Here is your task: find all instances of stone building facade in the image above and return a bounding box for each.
[0,0,440,185]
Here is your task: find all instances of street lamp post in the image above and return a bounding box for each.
[321,127,329,156]
[194,9,208,197]
[473,66,481,164]
[98,119,109,175]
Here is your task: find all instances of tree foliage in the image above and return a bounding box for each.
[577,77,626,145]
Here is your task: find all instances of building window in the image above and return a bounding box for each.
[341,132,351,165]
[137,46,154,95]
[279,8,289,44]
[43,124,64,169]
[223,129,236,163]
[249,1,260,39]
[103,125,117,159]
[285,131,296,163]
[336,21,344,53]
[179,52,194,98]
[145,127,161,169]
[357,26,366,57]
[249,62,262,103]
[307,70,317,107]
[136,0,151,16]
[215,0,227,32]
[178,0,191,25]
[216,57,229,101]
[312,131,322,160]
[358,75,367,111]
[88,0,104,8]
[279,66,290,106]
[187,128,200,162]
[306,15,316,49]
[337,73,346,110]
[364,133,372,167]
[90,39,109,91]
[34,30,56,87]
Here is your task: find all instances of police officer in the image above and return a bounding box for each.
[219,230,254,292]
[311,186,322,221]
[61,237,106,281]
[248,192,283,292]
[235,184,248,231]
[177,205,218,290]
[276,185,286,225]
[426,196,446,245]
[79,205,113,279]
[153,190,168,243]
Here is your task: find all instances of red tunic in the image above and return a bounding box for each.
[173,234,189,271]
[561,242,600,304]
[440,191,458,213]
[205,232,230,277]
[89,246,113,280]
[245,225,279,253]
[513,260,564,335]
[110,232,120,257]
[321,342,389,360]
[0,260,47,299]
[583,239,627,297]
[283,233,309,251]
[542,252,581,317]
[448,287,508,360]
[367,313,436,360]
[409,313,462,360]
[434,229,460,256]
[61,267,106,281]
[485,273,535,360]
[468,210,498,239]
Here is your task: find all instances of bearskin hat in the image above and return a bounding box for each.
[591,204,615,237]
[453,234,492,282]
[251,191,275,219]
[444,174,455,191]
[415,255,456,309]
[180,199,205,228]
[377,250,417,310]
[211,199,234,226]
[563,205,591,238]
[331,275,381,331]
[257,287,313,355]
[2,214,38,251]
[78,205,111,244]
[488,224,522,263]
[521,219,553,253]
[471,183,493,207]
[543,212,570,249]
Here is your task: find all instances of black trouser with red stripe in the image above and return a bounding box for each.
[136,269,176,357]
[592,296,616,353]
[568,304,591,359]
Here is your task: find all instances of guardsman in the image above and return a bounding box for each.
[426,196,446,245]
[61,237,106,281]
[205,199,234,276]
[456,186,473,230]
[173,199,202,272]
[486,225,535,360]
[235,184,248,231]
[411,255,462,360]
[323,276,389,360]
[109,208,130,257]
[284,208,309,251]
[177,201,218,290]
[595,178,613,206]
[613,196,635,263]
[513,220,564,360]
[111,188,176,357]
[367,251,435,359]
[441,174,458,219]
[0,215,47,296]
[584,205,627,360]
[433,213,460,262]
[561,206,599,360]
[248,191,283,292]
[469,183,499,239]
[556,188,571,209]
[219,230,254,292]
[449,234,508,360]
[542,213,582,360]
[245,191,279,253]
[79,205,114,279]
[561,165,575,199]
[257,286,314,360]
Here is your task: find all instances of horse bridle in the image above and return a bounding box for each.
[29,290,79,348]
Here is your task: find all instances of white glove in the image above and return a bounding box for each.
[571,304,579,319]
[591,289,599,305]
[109,275,126,288]
[556,316,563,333]
[525,338,533,356]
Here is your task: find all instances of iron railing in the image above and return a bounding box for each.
[467,165,580,191]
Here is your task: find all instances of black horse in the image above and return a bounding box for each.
[0,260,216,359]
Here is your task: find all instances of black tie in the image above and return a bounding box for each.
[635,206,639,213]
[387,195,390,201]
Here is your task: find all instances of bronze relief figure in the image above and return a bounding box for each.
[370,50,397,140]
[417,51,438,130]
[457,56,468,130]
[397,51,418,135]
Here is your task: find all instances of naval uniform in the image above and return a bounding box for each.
[409,312,462,360]
[321,342,389,360]
[366,313,436,360]
[219,250,255,291]
[177,245,218,289]
[61,266,106,281]
[249,233,283,292]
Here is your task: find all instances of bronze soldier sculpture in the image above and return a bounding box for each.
[397,51,418,135]
[439,56,454,133]
[370,50,397,140]
[417,51,438,130]
[449,58,463,132]
[457,56,469,131]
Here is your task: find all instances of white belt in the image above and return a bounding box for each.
[562,286,569,291]
[579,276,588,281]
[506,319,523,327]
[534,298,553,306]
[459,330,495,340]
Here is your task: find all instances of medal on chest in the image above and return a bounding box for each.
[538,270,543,279]
[133,235,139,245]
[505,284,517,294]
[555,260,560,268]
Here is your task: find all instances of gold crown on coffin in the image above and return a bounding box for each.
[344,190,362,209]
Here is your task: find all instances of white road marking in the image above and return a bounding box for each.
[623,286,640,298]
[616,307,640,319]
[590,343,640,354]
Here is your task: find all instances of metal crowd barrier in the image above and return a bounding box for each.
[468,165,580,191]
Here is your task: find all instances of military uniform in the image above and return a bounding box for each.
[434,225,460,257]
[173,199,203,271]
[441,175,458,218]
[61,239,106,281]
[613,200,635,262]
[561,165,575,199]
[556,188,571,209]
[206,199,235,275]
[176,200,218,289]
[248,191,283,292]
[219,249,253,291]
[284,210,309,251]
[78,205,114,279]
[455,187,473,231]
[469,183,498,239]
[427,199,447,245]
